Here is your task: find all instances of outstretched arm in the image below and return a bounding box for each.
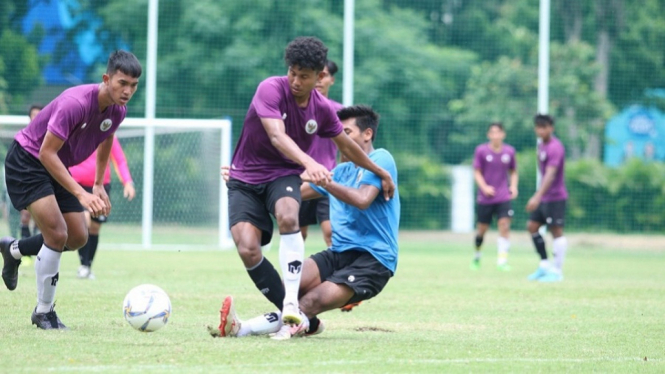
[323,182,379,211]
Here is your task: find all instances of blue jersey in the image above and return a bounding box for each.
[311,149,400,274]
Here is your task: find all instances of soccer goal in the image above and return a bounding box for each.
[0,115,233,251]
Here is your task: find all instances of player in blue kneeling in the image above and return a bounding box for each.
[212,105,400,339]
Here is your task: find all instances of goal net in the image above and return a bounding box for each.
[0,115,233,251]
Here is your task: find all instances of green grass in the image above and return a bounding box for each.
[0,231,663,373]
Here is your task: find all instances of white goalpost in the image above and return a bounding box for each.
[0,115,234,251]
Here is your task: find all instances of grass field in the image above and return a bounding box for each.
[0,229,663,373]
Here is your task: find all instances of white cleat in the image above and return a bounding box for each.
[77,265,90,279]
[281,302,302,326]
[217,296,242,337]
[270,311,309,340]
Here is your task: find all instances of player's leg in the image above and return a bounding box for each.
[298,199,316,242]
[77,210,92,277]
[266,175,305,326]
[228,179,285,311]
[539,200,567,282]
[472,203,492,269]
[82,186,109,278]
[495,201,514,271]
[209,295,282,338]
[527,204,549,280]
[20,209,31,239]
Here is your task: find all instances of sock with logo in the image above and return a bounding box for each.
[237,311,282,337]
[247,257,284,310]
[552,236,568,273]
[531,232,548,261]
[278,231,305,307]
[10,234,44,259]
[497,236,510,265]
[35,244,62,314]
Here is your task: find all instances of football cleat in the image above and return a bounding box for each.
[1,236,20,291]
[304,319,325,336]
[527,267,549,281]
[217,296,241,337]
[281,302,303,326]
[470,258,480,271]
[31,305,68,330]
[340,301,362,312]
[270,311,309,340]
[538,270,563,283]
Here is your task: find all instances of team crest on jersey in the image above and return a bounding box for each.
[81,123,87,129]
[100,119,113,132]
[282,113,287,120]
[305,119,318,134]
[539,151,547,161]
[485,154,494,162]
[501,154,511,164]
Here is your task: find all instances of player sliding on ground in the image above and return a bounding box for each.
[226,37,395,333]
[213,105,400,339]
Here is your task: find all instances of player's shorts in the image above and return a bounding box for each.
[81,185,111,223]
[476,200,514,224]
[310,249,392,305]
[227,174,302,246]
[4,141,84,214]
[298,196,330,227]
[529,199,566,227]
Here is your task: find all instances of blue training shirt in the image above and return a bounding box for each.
[310,149,400,274]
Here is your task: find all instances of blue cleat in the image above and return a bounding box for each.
[538,270,563,283]
[527,267,548,281]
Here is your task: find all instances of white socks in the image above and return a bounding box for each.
[35,245,62,313]
[497,236,510,265]
[278,232,305,308]
[9,240,22,260]
[237,311,282,337]
[552,236,568,273]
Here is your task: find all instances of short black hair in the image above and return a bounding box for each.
[534,114,554,127]
[284,37,328,72]
[337,105,380,141]
[488,122,504,131]
[107,50,142,78]
[28,104,43,116]
[325,60,338,76]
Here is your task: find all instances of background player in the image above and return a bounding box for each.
[227,37,395,331]
[214,105,399,339]
[299,59,343,248]
[0,50,141,329]
[69,136,135,279]
[471,122,518,271]
[526,114,569,282]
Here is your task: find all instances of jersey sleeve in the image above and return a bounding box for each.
[509,147,517,170]
[359,150,397,191]
[110,137,133,184]
[547,143,565,169]
[253,79,284,120]
[472,146,483,169]
[317,99,343,139]
[309,183,329,197]
[47,97,86,141]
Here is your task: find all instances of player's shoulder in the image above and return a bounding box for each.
[257,76,287,91]
[371,148,396,167]
[327,98,344,112]
[474,143,488,154]
[503,144,516,153]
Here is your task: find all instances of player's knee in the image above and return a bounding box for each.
[44,228,69,249]
[275,214,298,232]
[236,243,262,267]
[66,232,89,251]
[298,295,321,317]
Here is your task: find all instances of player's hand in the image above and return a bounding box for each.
[220,166,230,182]
[124,182,136,201]
[305,162,332,187]
[510,186,518,199]
[526,195,540,212]
[92,184,111,216]
[380,173,396,201]
[482,185,496,197]
[79,190,107,218]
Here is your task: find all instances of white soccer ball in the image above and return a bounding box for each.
[123,284,171,332]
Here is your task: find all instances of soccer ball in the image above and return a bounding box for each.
[123,284,171,332]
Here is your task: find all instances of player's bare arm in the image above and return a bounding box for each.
[331,132,395,201]
[300,182,323,201]
[260,117,331,186]
[323,181,380,211]
[39,131,107,217]
[94,135,114,215]
[509,169,519,199]
[473,169,495,197]
[526,166,557,212]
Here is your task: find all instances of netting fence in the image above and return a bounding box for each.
[1,0,665,237]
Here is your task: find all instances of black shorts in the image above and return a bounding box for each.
[298,196,330,227]
[310,249,392,305]
[227,174,302,246]
[81,185,111,223]
[4,141,84,213]
[476,200,514,224]
[529,200,566,227]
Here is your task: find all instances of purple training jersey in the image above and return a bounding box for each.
[230,76,344,184]
[473,143,516,204]
[538,136,568,202]
[15,84,126,168]
[308,99,343,171]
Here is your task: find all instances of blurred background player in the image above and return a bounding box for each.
[69,135,135,279]
[526,114,568,282]
[0,50,141,329]
[227,37,395,332]
[214,105,399,339]
[299,59,343,248]
[471,122,518,271]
